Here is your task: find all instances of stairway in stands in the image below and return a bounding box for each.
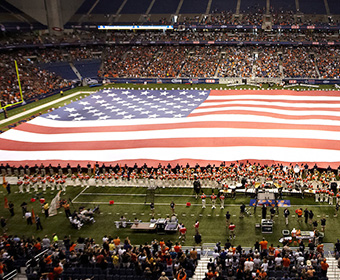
[327,256,340,280]
[192,255,209,280]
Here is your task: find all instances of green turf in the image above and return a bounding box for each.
[0,185,338,247]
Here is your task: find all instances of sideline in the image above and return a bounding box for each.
[0,91,93,125]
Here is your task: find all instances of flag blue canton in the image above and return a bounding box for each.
[44,89,210,121]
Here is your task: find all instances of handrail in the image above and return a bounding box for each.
[25,248,49,267]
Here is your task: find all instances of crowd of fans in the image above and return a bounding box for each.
[282,47,319,78]
[0,230,339,280]
[0,28,340,106]
[0,51,71,105]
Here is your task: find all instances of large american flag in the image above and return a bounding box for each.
[1,89,340,168]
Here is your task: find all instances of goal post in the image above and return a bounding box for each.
[0,60,24,117]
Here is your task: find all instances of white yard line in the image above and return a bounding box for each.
[72,186,90,203]
[0,91,93,125]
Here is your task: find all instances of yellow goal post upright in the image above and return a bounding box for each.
[0,60,24,118]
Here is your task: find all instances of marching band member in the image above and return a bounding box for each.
[85,174,90,186]
[17,177,23,193]
[41,177,47,191]
[71,173,77,186]
[24,177,30,192]
[49,176,55,191]
[32,176,38,192]
[94,173,100,187]
[61,178,66,192]
[329,190,334,205]
[220,193,225,209]
[211,192,217,209]
[315,187,320,202]
[201,192,206,209]
[336,192,340,205]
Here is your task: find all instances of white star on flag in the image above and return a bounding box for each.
[148,114,160,118]
[91,95,102,99]
[96,100,106,104]
[108,93,117,97]
[69,113,81,117]
[99,115,110,120]
[179,91,188,95]
[141,91,149,95]
[160,91,169,96]
[88,109,99,114]
[46,114,60,119]
[83,106,94,110]
[93,112,105,116]
[79,101,89,105]
[64,107,76,112]
[73,116,85,121]
[121,91,130,95]
[123,114,135,119]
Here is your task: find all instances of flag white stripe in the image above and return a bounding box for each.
[193,106,340,116]
[4,127,340,143]
[1,146,340,162]
[207,95,340,101]
[28,114,340,128]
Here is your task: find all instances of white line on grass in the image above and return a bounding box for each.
[72,186,90,203]
[0,91,92,125]
[80,192,195,197]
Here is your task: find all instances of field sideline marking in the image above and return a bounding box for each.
[80,192,195,197]
[0,90,93,125]
[72,186,90,203]
[70,200,337,208]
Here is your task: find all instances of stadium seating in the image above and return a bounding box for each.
[73,59,102,79]
[298,0,327,14]
[39,62,79,80]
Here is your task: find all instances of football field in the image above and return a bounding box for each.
[1,183,338,247]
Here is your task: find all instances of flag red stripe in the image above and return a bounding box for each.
[189,110,340,121]
[0,137,339,151]
[209,90,340,96]
[13,121,340,134]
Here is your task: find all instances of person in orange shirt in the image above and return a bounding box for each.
[282,256,290,269]
[177,268,187,280]
[69,242,77,252]
[174,242,181,253]
[321,259,329,276]
[44,254,52,265]
[0,261,5,278]
[259,238,268,252]
[113,236,120,247]
[296,208,303,223]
